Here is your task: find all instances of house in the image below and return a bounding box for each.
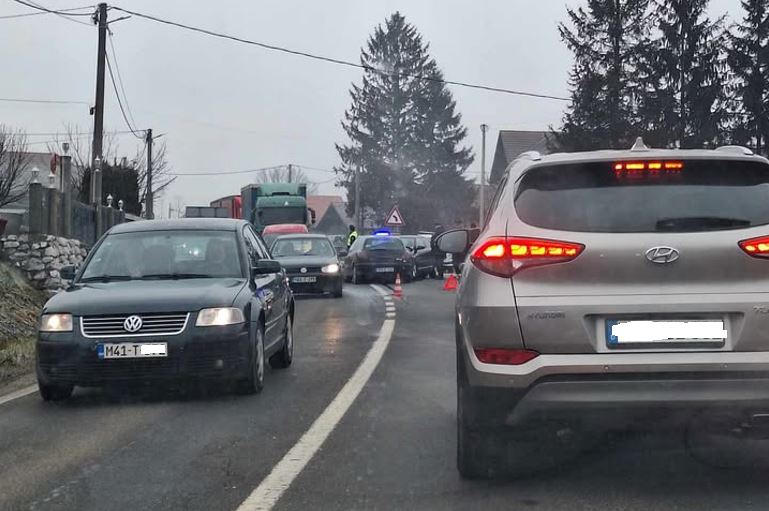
[488,130,554,184]
[306,195,351,235]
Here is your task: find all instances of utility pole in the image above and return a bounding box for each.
[287,163,293,182]
[146,128,154,219]
[354,163,361,230]
[479,124,489,226]
[90,2,108,205]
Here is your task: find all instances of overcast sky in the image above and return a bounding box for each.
[1,0,738,215]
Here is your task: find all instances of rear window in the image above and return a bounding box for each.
[363,237,404,251]
[514,159,769,232]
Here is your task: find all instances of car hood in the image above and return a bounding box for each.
[274,255,338,268]
[44,278,248,315]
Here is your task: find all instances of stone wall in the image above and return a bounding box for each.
[0,234,87,294]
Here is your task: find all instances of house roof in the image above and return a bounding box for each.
[489,130,553,184]
[306,195,345,223]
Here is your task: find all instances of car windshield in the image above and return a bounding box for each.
[271,238,335,257]
[80,230,243,280]
[363,237,404,251]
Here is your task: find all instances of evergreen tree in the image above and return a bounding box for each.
[728,0,769,154]
[336,13,474,230]
[555,0,652,151]
[639,0,728,148]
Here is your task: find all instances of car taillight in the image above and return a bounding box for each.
[470,236,584,277]
[474,348,539,365]
[739,236,769,258]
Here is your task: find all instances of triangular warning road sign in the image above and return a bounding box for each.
[385,206,404,226]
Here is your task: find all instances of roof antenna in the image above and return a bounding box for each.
[630,137,649,151]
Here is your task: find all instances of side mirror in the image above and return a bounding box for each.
[251,259,282,278]
[60,265,77,281]
[435,229,470,254]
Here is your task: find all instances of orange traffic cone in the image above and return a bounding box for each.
[393,273,403,299]
[443,273,458,291]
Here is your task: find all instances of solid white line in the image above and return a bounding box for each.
[0,384,38,407]
[235,284,396,511]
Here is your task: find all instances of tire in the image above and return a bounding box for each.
[333,282,343,298]
[270,314,294,369]
[38,381,73,402]
[410,264,417,282]
[238,326,265,394]
[352,265,363,285]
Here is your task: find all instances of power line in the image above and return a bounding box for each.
[23,129,136,136]
[0,4,93,19]
[105,52,144,139]
[169,164,337,177]
[0,97,89,105]
[107,31,139,129]
[11,0,94,25]
[110,5,569,102]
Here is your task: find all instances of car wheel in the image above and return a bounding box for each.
[238,326,265,394]
[270,314,294,369]
[352,265,362,285]
[38,381,73,402]
[333,282,343,298]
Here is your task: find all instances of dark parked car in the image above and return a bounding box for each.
[343,235,414,284]
[36,218,294,401]
[397,234,440,279]
[270,234,343,297]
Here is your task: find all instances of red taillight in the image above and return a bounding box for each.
[740,236,769,258]
[470,236,584,277]
[474,348,539,365]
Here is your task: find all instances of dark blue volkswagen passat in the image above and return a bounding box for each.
[36,218,294,401]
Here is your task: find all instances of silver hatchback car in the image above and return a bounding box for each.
[437,140,769,478]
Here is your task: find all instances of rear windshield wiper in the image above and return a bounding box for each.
[140,273,216,280]
[79,275,134,283]
[655,216,751,232]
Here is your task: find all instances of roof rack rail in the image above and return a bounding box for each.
[516,150,542,162]
[715,145,754,156]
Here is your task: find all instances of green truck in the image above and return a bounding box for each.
[240,183,312,232]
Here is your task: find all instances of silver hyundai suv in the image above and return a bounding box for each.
[436,140,769,479]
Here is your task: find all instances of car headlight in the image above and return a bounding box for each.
[196,308,245,327]
[40,313,73,332]
[321,263,340,274]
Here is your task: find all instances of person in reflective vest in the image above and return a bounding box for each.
[347,224,358,248]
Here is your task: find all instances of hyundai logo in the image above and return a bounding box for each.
[645,246,680,264]
[123,315,143,333]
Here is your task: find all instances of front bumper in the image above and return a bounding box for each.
[37,323,250,386]
[286,272,343,294]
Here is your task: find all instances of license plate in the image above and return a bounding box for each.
[292,276,317,283]
[375,267,394,273]
[97,343,168,359]
[606,319,726,346]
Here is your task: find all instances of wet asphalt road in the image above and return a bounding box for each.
[3,279,769,510]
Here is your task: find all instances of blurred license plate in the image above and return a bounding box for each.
[292,276,317,283]
[375,267,394,273]
[97,343,168,359]
[606,320,726,346]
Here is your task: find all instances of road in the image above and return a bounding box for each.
[2,279,769,510]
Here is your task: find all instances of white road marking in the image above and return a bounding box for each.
[0,384,38,407]
[236,283,396,511]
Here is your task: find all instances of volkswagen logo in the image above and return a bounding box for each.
[300,267,307,274]
[645,246,680,264]
[123,315,143,333]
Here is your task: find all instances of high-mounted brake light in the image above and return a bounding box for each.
[740,236,769,258]
[613,161,684,172]
[471,236,584,277]
[474,348,539,365]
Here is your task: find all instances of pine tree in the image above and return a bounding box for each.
[336,13,474,230]
[639,0,728,148]
[728,0,769,154]
[555,0,652,151]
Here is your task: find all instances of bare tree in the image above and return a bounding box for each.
[0,126,31,208]
[253,165,319,194]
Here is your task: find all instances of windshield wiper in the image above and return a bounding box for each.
[655,216,751,232]
[79,275,134,283]
[140,273,215,280]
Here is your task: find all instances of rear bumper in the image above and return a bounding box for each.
[287,273,342,294]
[355,262,410,278]
[461,344,769,424]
